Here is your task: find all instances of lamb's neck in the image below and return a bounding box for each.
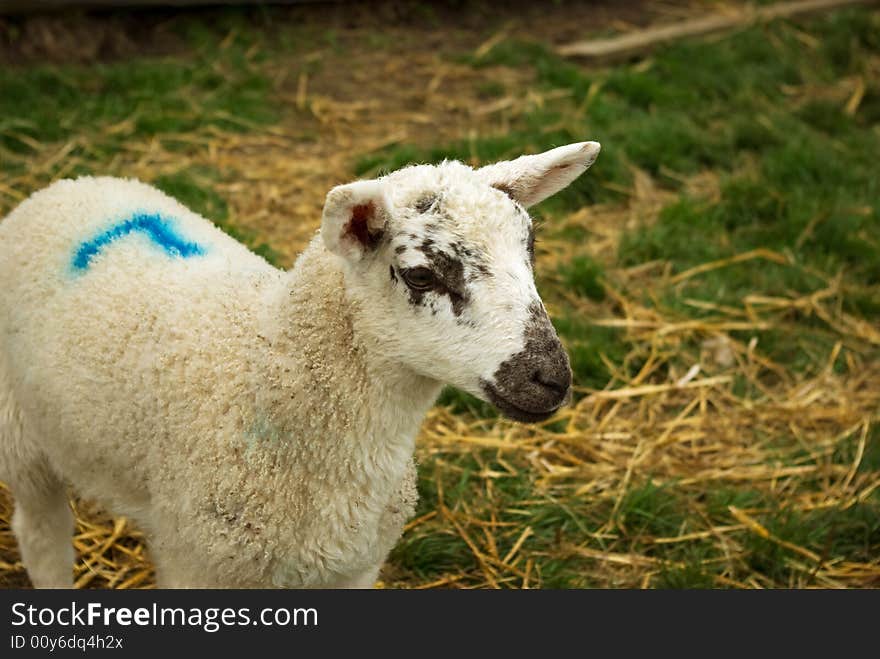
[255,241,440,491]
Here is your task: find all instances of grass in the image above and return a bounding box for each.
[0,17,278,259]
[1,4,879,589]
[0,45,276,155]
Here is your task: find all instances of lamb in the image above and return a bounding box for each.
[0,141,600,588]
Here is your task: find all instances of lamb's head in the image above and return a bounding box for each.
[321,141,600,423]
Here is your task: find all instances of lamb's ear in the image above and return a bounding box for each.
[477,141,601,208]
[321,180,389,260]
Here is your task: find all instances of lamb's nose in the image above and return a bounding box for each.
[531,367,571,396]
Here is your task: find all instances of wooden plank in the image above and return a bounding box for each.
[557,0,879,61]
[0,0,326,14]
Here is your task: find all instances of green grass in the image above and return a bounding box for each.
[553,317,629,390]
[392,453,611,588]
[742,500,880,583]
[1,20,281,263]
[559,255,606,302]
[0,49,275,156]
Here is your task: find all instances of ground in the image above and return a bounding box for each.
[1,0,878,588]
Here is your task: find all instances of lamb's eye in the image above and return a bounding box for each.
[402,267,435,291]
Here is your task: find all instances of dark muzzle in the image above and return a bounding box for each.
[480,303,572,423]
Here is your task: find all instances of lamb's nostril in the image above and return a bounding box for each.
[532,369,569,395]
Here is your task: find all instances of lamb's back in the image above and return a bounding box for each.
[0,176,271,296]
[0,177,281,510]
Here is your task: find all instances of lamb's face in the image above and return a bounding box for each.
[321,142,600,423]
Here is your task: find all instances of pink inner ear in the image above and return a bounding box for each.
[345,202,382,250]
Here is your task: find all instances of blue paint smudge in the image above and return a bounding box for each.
[243,415,286,458]
[72,212,206,272]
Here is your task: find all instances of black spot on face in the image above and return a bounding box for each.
[404,240,469,317]
[389,265,398,282]
[480,302,571,423]
[468,261,491,282]
[415,193,439,214]
[395,244,407,255]
[450,241,476,260]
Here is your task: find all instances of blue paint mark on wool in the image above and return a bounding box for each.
[72,212,206,272]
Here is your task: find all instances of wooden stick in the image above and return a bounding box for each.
[0,0,331,14]
[557,0,879,61]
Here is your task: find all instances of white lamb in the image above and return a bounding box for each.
[0,141,600,588]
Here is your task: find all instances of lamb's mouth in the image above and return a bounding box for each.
[480,380,562,424]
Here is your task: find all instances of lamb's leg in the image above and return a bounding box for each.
[8,462,75,589]
[337,460,420,590]
[337,564,382,589]
[1,376,75,589]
